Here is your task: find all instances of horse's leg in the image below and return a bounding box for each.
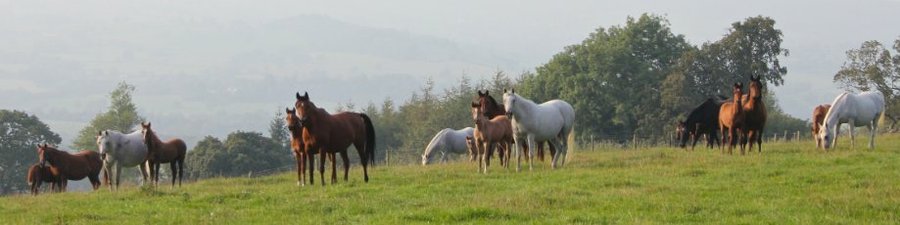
[169,162,176,187]
[513,135,522,172]
[848,121,856,149]
[296,153,304,186]
[527,135,536,171]
[484,142,492,174]
[340,151,349,182]
[307,152,315,186]
[115,165,122,191]
[868,119,877,149]
[353,141,369,183]
[319,150,327,186]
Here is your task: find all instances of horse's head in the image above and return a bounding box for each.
[96,130,114,158]
[819,121,834,149]
[502,89,517,118]
[285,107,300,133]
[675,120,687,148]
[36,144,49,167]
[748,76,763,99]
[141,122,154,149]
[471,102,484,124]
[294,92,315,126]
[731,82,744,99]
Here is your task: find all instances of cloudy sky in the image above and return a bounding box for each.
[1,0,898,148]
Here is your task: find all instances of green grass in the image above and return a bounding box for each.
[3,135,900,224]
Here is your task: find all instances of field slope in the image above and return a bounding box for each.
[2,135,900,224]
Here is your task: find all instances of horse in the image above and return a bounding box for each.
[811,104,831,149]
[477,90,555,161]
[286,107,335,186]
[26,163,58,195]
[36,144,103,192]
[97,130,150,191]
[421,127,474,165]
[741,75,767,152]
[819,91,885,149]
[678,96,727,150]
[502,89,575,171]
[471,102,514,173]
[141,122,186,187]
[718,82,745,155]
[295,92,375,185]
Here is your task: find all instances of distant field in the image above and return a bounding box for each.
[2,135,899,224]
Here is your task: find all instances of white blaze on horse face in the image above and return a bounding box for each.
[502,93,515,116]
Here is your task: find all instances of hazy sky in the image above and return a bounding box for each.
[1,0,898,148]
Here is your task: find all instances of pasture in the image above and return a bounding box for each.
[3,135,900,224]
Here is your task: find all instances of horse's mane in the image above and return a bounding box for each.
[423,128,450,158]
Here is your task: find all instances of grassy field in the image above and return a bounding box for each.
[2,135,900,224]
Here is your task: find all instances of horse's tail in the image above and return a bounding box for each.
[360,113,376,166]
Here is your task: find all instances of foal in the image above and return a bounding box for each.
[26,163,58,195]
[471,102,514,173]
[811,104,831,149]
[141,122,187,187]
[719,83,745,155]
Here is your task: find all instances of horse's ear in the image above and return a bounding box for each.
[296,92,302,100]
[477,90,484,96]
[511,88,515,94]
[303,92,309,100]
[503,89,508,94]
[98,130,103,136]
[484,90,489,96]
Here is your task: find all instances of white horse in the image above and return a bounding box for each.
[97,130,150,190]
[421,127,474,165]
[502,90,575,171]
[819,91,885,150]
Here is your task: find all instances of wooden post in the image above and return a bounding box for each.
[795,131,800,142]
[385,148,390,166]
[590,135,595,151]
[632,133,637,150]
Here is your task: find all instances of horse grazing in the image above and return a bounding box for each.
[295,92,375,185]
[741,76,767,152]
[26,163,58,195]
[718,82,745,155]
[502,89,575,171]
[471,102,514,173]
[819,91,885,149]
[811,104,832,149]
[97,130,150,191]
[421,127,474,165]
[141,122,186,187]
[36,144,103,192]
[477,90,555,161]
[678,96,727,150]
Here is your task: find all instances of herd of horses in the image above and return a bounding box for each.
[675,75,885,154]
[25,77,887,193]
[27,123,186,195]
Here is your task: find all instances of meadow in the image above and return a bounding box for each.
[2,135,899,224]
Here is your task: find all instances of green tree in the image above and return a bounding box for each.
[185,136,226,179]
[72,82,144,150]
[185,131,290,179]
[0,110,61,195]
[833,38,900,131]
[269,110,290,150]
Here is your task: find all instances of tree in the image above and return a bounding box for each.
[72,82,145,150]
[0,110,61,195]
[269,110,290,150]
[185,131,290,179]
[833,38,900,131]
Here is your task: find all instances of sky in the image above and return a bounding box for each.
[1,0,898,148]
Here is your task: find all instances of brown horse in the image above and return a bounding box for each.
[719,82,745,155]
[141,122,187,187]
[36,144,103,191]
[286,107,335,186]
[26,163,58,195]
[476,90,554,161]
[471,102,514,173]
[812,104,832,149]
[741,76,767,152]
[295,92,375,185]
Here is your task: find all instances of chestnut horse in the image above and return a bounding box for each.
[811,104,831,149]
[36,144,103,191]
[295,92,375,185]
[286,107,335,186]
[471,102,514,173]
[141,122,187,187]
[477,90,554,161]
[718,82,745,154]
[26,163,58,195]
[741,76,767,152]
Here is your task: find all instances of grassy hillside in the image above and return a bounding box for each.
[3,135,900,224]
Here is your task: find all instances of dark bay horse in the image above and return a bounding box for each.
[26,163,58,195]
[141,122,187,187]
[741,76,767,152]
[295,92,375,185]
[477,90,554,161]
[678,96,727,150]
[286,107,335,186]
[471,102,514,173]
[718,83,745,154]
[36,144,103,191]
[812,104,831,149]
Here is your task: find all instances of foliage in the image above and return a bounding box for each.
[833,38,900,130]
[72,81,145,151]
[5,135,900,224]
[268,110,290,150]
[0,110,61,195]
[185,131,291,179]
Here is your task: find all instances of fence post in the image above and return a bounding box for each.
[590,135,595,151]
[795,131,800,142]
[632,133,637,150]
[773,133,778,142]
[385,148,390,166]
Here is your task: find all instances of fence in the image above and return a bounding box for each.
[576,130,808,151]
